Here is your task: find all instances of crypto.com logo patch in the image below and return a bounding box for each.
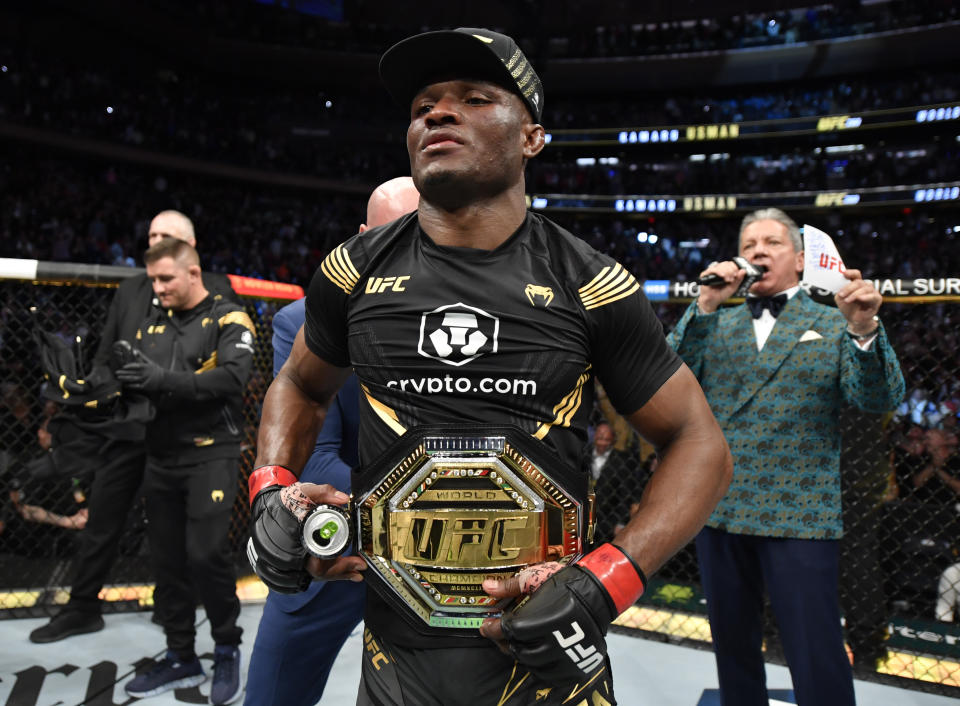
[417,303,499,367]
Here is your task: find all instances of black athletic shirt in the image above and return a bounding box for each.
[304,211,681,646]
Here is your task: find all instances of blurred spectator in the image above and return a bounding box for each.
[0,147,367,287]
[1,388,89,555]
[896,387,941,427]
[13,400,89,532]
[584,422,640,544]
[890,423,931,499]
[112,0,959,59]
[936,562,960,622]
[910,428,960,509]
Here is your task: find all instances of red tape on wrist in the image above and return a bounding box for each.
[576,542,646,615]
[248,464,298,505]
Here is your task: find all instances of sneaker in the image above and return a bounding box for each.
[210,645,241,705]
[125,650,206,698]
[29,611,104,644]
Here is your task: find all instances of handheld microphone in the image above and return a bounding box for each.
[698,257,767,289]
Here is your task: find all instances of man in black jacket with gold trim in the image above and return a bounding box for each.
[119,237,253,704]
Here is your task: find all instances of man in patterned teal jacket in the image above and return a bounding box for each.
[667,207,904,706]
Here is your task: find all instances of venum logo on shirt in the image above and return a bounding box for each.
[417,302,499,367]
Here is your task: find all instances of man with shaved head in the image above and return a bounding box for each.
[243,176,419,706]
[30,210,235,647]
[148,209,197,247]
[363,176,420,230]
[117,236,254,704]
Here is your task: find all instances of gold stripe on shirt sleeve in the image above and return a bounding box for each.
[579,263,640,310]
[321,244,360,294]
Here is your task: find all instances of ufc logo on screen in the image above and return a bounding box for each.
[552,621,603,673]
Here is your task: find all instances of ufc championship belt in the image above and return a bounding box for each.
[352,424,594,630]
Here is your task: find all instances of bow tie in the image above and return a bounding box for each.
[746,293,788,319]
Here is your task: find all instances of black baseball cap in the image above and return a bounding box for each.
[379,27,544,123]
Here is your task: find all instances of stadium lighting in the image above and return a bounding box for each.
[825,144,864,153]
[679,238,712,249]
[917,106,960,122]
[914,187,960,202]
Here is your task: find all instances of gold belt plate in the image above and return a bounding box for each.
[355,433,588,629]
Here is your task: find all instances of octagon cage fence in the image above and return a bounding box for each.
[0,260,958,697]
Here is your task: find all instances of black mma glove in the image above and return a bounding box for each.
[500,543,646,684]
[115,357,167,393]
[246,465,313,594]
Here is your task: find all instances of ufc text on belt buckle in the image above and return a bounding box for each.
[353,424,594,630]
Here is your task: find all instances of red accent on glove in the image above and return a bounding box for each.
[576,542,646,615]
[248,465,298,505]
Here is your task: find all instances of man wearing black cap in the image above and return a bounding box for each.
[246,28,732,705]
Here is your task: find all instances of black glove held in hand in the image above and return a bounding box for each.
[500,565,616,684]
[115,358,166,392]
[247,484,313,594]
[499,543,646,685]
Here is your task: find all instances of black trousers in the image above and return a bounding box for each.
[68,440,146,614]
[356,628,617,706]
[696,527,854,706]
[145,456,242,659]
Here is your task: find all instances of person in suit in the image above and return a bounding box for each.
[667,207,904,706]
[585,422,638,544]
[243,177,419,706]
